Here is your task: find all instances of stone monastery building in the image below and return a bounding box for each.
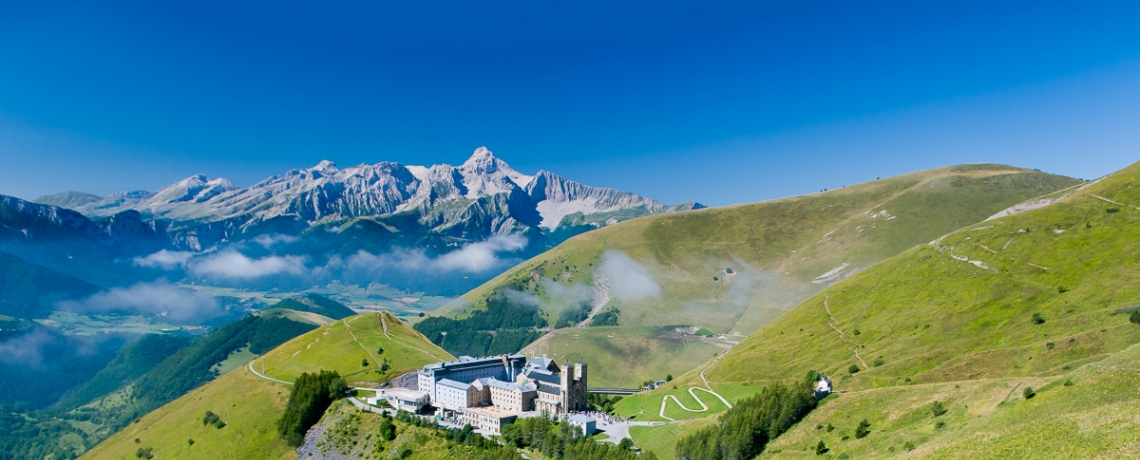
[416,354,588,432]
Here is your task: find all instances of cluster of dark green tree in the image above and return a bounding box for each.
[385,410,519,459]
[277,370,348,446]
[501,414,655,460]
[586,393,624,414]
[589,307,620,326]
[675,371,821,460]
[414,292,546,356]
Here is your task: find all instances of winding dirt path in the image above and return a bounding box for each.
[658,387,733,421]
[1091,194,1140,211]
[824,293,868,369]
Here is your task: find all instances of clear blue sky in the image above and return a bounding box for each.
[2,1,1139,206]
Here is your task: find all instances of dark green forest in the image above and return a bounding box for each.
[277,370,348,446]
[414,292,547,356]
[675,372,820,460]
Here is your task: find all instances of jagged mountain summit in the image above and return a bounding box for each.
[37,147,702,243]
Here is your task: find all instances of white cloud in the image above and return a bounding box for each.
[0,328,54,366]
[253,234,299,248]
[56,280,222,323]
[133,249,194,270]
[597,250,661,302]
[189,250,308,279]
[434,234,527,272]
[344,234,528,275]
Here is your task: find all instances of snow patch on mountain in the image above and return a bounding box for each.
[535,200,600,231]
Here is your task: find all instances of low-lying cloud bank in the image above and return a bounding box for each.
[342,234,528,276]
[130,234,530,293]
[56,280,223,324]
[189,250,308,279]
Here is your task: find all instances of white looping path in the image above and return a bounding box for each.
[659,387,732,421]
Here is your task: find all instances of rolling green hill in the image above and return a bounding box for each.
[435,164,1080,387]
[615,160,1140,458]
[269,294,357,321]
[83,312,453,459]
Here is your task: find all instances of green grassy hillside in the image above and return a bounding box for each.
[441,165,1080,386]
[616,160,1140,458]
[83,312,452,459]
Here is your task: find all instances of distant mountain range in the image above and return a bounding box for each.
[34,147,700,248]
[3,148,700,292]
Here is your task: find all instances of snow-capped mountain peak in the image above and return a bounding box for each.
[457,147,533,198]
[53,147,701,248]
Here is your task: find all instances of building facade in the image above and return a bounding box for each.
[417,354,588,417]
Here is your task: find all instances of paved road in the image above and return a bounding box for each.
[248,360,292,385]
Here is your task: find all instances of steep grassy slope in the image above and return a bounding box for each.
[442,165,1079,386]
[82,366,296,460]
[84,312,451,459]
[617,160,1140,458]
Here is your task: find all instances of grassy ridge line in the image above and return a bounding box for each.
[470,165,1078,387]
[259,311,454,385]
[617,160,1140,457]
[705,160,1140,388]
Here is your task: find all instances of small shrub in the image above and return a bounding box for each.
[1023,387,1036,399]
[417,312,425,317]
[1107,207,1120,214]
[377,346,384,355]
[935,421,945,430]
[873,357,885,367]
[816,440,829,455]
[1064,379,1074,386]
[1062,365,1072,370]
[827,423,835,432]
[1130,310,1140,325]
[1057,286,1069,293]
[854,419,871,439]
[1046,342,1055,350]
[187,439,195,446]
[904,442,916,451]
[837,453,850,460]
[853,329,861,336]
[931,401,948,417]
[203,411,220,426]
[135,447,154,459]
[666,374,673,382]
[816,424,823,430]
[1032,313,1046,325]
[848,364,860,374]
[841,436,850,441]
[362,359,369,367]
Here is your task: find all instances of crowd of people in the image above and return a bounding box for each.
[568,409,627,426]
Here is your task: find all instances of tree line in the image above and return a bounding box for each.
[675,371,821,460]
[277,370,348,447]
